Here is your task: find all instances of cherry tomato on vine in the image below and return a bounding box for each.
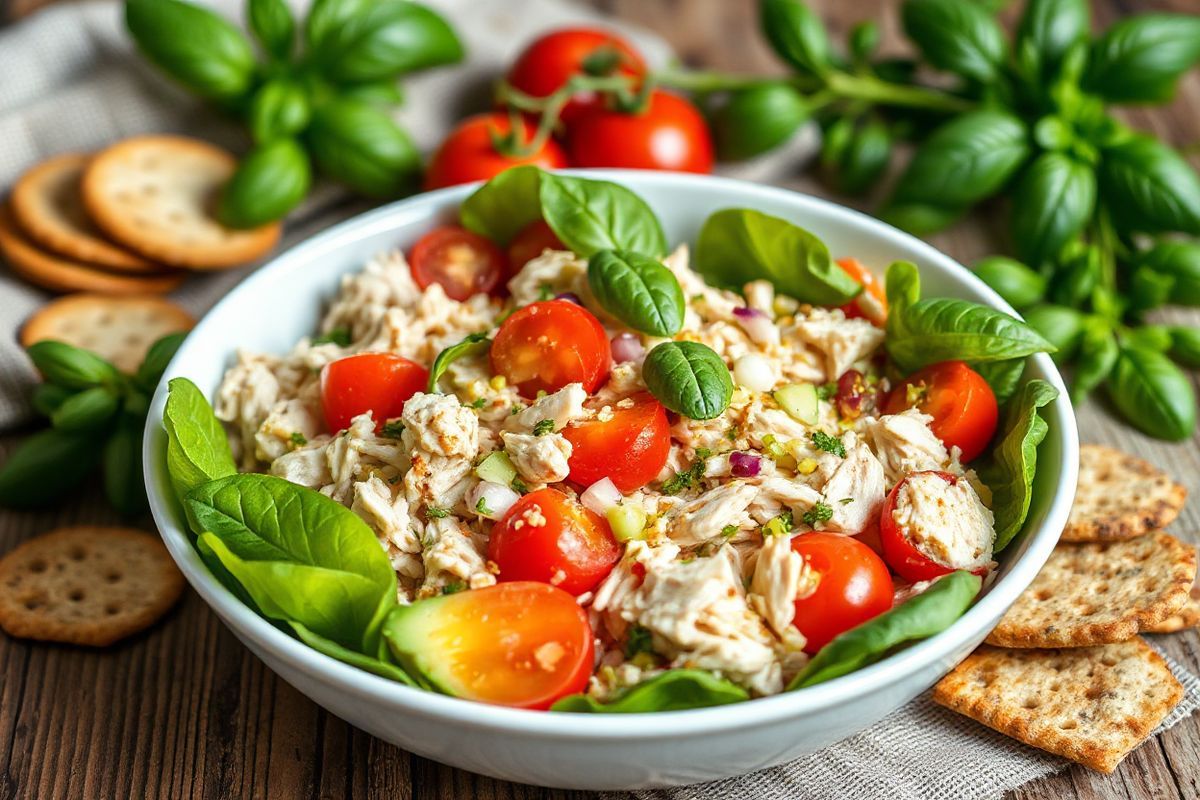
[490,300,612,396]
[836,258,887,325]
[409,225,507,300]
[884,360,998,463]
[320,353,428,434]
[567,90,715,173]
[562,393,670,492]
[790,532,893,653]
[424,113,568,190]
[507,220,566,272]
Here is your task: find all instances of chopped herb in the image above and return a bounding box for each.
[816,381,837,401]
[690,293,704,302]
[311,327,352,347]
[381,420,405,438]
[537,283,555,301]
[802,502,834,527]
[441,581,466,595]
[720,524,739,539]
[839,497,854,505]
[510,404,524,416]
[426,506,450,519]
[469,397,487,409]
[661,448,712,495]
[810,430,846,458]
[696,446,713,459]
[763,510,793,537]
[532,418,555,436]
[475,497,492,516]
[289,432,307,446]
[725,425,739,442]
[511,476,529,493]
[624,625,654,658]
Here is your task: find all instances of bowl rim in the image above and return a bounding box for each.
[144,168,1078,739]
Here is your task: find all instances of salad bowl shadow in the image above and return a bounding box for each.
[144,170,1078,790]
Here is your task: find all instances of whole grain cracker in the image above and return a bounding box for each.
[0,526,184,646]
[1146,584,1200,634]
[81,136,280,270]
[932,639,1182,773]
[1062,444,1187,542]
[10,153,160,273]
[986,532,1196,648]
[0,203,185,295]
[21,294,194,373]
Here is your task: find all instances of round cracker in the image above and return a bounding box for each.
[0,202,185,295]
[21,294,194,373]
[81,135,281,270]
[0,526,185,647]
[11,153,161,273]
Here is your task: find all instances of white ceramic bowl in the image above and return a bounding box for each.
[144,170,1078,790]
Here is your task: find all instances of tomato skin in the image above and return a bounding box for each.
[507,220,566,272]
[424,114,569,190]
[562,393,670,491]
[507,28,646,124]
[834,368,883,421]
[879,470,961,583]
[836,258,888,325]
[790,532,894,653]
[489,488,621,596]
[409,225,507,301]
[490,300,612,397]
[567,90,715,173]
[320,353,429,434]
[884,360,999,463]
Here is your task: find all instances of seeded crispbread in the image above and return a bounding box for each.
[1146,584,1200,634]
[20,294,193,373]
[932,639,1182,773]
[10,153,160,273]
[986,532,1196,648]
[81,135,280,270]
[1062,444,1187,542]
[0,526,184,646]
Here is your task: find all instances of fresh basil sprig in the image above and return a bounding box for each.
[642,341,733,421]
[1107,346,1197,442]
[587,250,685,336]
[427,332,490,393]
[552,669,748,713]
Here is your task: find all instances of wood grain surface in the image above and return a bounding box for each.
[2,1,1199,799]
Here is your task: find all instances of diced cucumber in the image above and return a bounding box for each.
[607,505,648,542]
[475,450,517,485]
[774,382,819,425]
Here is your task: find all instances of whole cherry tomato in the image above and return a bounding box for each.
[836,258,887,325]
[424,113,568,190]
[320,353,428,433]
[567,90,715,173]
[879,470,992,583]
[562,393,670,492]
[884,360,998,463]
[790,532,894,653]
[490,300,612,396]
[507,220,566,272]
[409,225,507,301]
[489,488,621,595]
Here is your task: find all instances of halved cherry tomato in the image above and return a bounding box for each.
[790,532,893,653]
[507,28,646,125]
[567,90,714,173]
[562,393,670,492]
[836,258,887,325]
[490,300,612,397]
[489,488,621,595]
[884,360,998,463]
[385,581,593,710]
[879,470,982,583]
[834,368,884,421]
[409,225,507,301]
[424,113,569,190]
[320,353,428,434]
[507,220,566,272]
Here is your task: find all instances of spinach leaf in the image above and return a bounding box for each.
[900,0,1006,84]
[1015,0,1089,81]
[1107,346,1197,441]
[1010,151,1096,267]
[980,379,1058,552]
[642,341,733,421]
[587,250,685,336]
[759,0,832,76]
[551,669,747,713]
[162,377,237,505]
[1099,135,1200,236]
[1083,14,1200,103]
[886,297,1055,372]
[428,332,490,393]
[973,358,1025,405]
[539,172,668,257]
[0,428,101,510]
[788,570,981,689]
[459,165,544,245]
[289,620,418,687]
[309,0,463,83]
[695,208,860,306]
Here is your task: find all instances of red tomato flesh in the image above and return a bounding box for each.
[567,90,714,174]
[320,353,428,434]
[884,360,999,463]
[790,532,893,653]
[879,470,965,583]
[490,300,612,397]
[424,113,568,191]
[507,220,566,272]
[562,393,670,492]
[489,488,621,596]
[409,225,507,301]
[835,258,887,325]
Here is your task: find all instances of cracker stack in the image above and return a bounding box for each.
[934,445,1196,773]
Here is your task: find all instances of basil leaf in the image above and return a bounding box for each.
[162,377,237,504]
[1108,346,1197,441]
[1099,135,1200,236]
[305,0,370,51]
[980,380,1058,552]
[539,173,668,258]
[1021,304,1086,364]
[1071,322,1119,404]
[886,298,1056,372]
[712,83,809,161]
[26,340,122,389]
[1084,14,1200,103]
[789,571,982,689]
[0,428,101,510]
[1015,0,1089,81]
[972,256,1046,310]
[881,201,963,237]
[587,250,685,336]
[900,0,1006,83]
[642,341,733,421]
[307,98,420,197]
[248,0,295,61]
[219,139,312,228]
[1169,327,1200,368]
[104,414,147,517]
[889,110,1029,210]
[289,620,418,687]
[825,118,892,196]
[31,384,74,418]
[459,165,544,245]
[310,0,463,83]
[51,385,120,432]
[428,332,490,393]
[247,78,312,144]
[884,260,920,315]
[125,0,255,100]
[1136,241,1200,306]
[134,332,187,393]
[973,358,1025,405]
[552,670,747,713]
[695,208,860,306]
[1010,151,1096,267]
[759,0,832,76]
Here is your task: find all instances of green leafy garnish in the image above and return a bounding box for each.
[810,430,845,457]
[801,503,833,527]
[642,341,733,421]
[532,419,556,436]
[551,670,748,713]
[427,332,490,393]
[312,327,352,347]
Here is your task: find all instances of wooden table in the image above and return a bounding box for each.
[2,1,1199,798]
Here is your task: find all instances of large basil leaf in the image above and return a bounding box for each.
[900,0,1006,83]
[1083,14,1200,103]
[539,173,668,257]
[248,0,295,61]
[459,165,544,245]
[162,377,237,505]
[310,0,463,83]
[219,139,312,228]
[0,428,101,510]
[1108,346,1197,441]
[290,620,418,687]
[307,98,420,197]
[1136,241,1200,305]
[695,208,860,305]
[980,379,1058,552]
[135,332,188,393]
[789,570,982,689]
[26,340,122,389]
[1022,304,1086,364]
[305,0,370,50]
[125,0,255,100]
[973,358,1025,405]
[428,332,490,393]
[713,83,809,161]
[642,341,733,421]
[51,386,119,432]
[889,110,1029,209]
[1015,0,1089,80]
[886,298,1055,372]
[587,250,685,336]
[1099,136,1200,236]
[1010,152,1096,267]
[972,256,1046,311]
[552,670,747,713]
[759,0,832,76]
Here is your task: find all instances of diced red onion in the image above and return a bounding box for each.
[729,451,762,478]
[732,306,779,345]
[610,332,645,363]
[580,477,622,515]
[470,481,520,521]
[555,292,583,305]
